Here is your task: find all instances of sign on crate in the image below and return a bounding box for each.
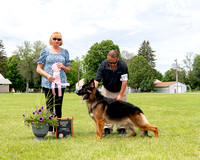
[56,117,73,138]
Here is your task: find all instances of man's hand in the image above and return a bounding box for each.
[116,94,123,101]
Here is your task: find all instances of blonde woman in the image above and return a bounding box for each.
[37,32,70,135]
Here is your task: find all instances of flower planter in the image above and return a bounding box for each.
[23,105,58,140]
[32,124,49,141]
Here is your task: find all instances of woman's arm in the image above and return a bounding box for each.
[36,63,55,82]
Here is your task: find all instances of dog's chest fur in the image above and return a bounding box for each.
[86,100,99,118]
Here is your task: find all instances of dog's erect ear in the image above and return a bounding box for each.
[89,78,95,88]
[89,78,94,84]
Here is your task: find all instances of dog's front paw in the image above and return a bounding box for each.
[94,136,102,140]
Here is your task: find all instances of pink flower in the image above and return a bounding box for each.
[38,109,42,114]
[39,117,45,121]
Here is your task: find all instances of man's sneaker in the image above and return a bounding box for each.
[103,128,111,137]
[118,129,126,136]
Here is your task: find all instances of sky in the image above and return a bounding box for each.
[1,0,200,74]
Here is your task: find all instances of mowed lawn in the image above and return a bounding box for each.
[0,92,199,160]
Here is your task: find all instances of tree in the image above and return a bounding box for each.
[138,40,156,68]
[6,55,25,92]
[0,40,8,76]
[32,41,47,88]
[14,41,33,92]
[140,77,155,92]
[163,68,176,82]
[183,52,194,75]
[192,54,200,89]
[182,52,199,89]
[128,55,154,91]
[121,50,134,65]
[83,40,120,81]
[13,41,46,92]
[67,57,83,92]
[163,68,186,83]
[156,71,163,81]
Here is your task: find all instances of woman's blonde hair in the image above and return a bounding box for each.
[49,31,63,46]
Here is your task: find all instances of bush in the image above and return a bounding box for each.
[140,77,155,92]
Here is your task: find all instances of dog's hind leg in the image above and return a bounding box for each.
[130,113,159,138]
[123,123,137,138]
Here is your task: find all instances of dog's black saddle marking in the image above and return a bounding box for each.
[103,97,143,119]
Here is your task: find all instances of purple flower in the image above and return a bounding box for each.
[23,114,25,117]
[33,111,36,115]
[54,109,56,114]
[39,117,45,121]
[51,115,54,118]
[48,116,52,120]
[23,120,26,123]
[28,125,30,127]
[38,109,42,114]
[41,106,44,110]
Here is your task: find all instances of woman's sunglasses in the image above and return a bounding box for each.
[108,61,118,64]
[53,38,62,41]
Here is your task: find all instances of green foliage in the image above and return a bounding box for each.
[13,41,46,92]
[156,70,163,81]
[83,40,120,81]
[32,41,47,87]
[0,39,8,76]
[138,40,156,68]
[23,105,58,128]
[192,54,200,89]
[181,53,200,90]
[128,55,154,90]
[6,55,25,92]
[140,77,155,92]
[67,58,83,92]
[163,68,186,83]
[163,68,176,82]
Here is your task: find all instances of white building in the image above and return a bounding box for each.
[154,81,187,93]
[0,74,12,93]
[75,78,85,91]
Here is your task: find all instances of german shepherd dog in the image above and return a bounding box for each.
[76,79,159,139]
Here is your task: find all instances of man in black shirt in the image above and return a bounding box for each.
[94,50,129,136]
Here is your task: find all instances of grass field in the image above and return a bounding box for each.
[0,92,199,160]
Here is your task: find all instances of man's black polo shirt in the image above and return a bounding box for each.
[94,59,128,93]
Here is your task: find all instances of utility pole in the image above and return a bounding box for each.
[175,59,178,93]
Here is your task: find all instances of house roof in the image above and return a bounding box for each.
[154,81,176,87]
[0,79,12,84]
[0,74,12,84]
[0,74,4,79]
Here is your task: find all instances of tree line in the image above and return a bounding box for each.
[0,39,200,92]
